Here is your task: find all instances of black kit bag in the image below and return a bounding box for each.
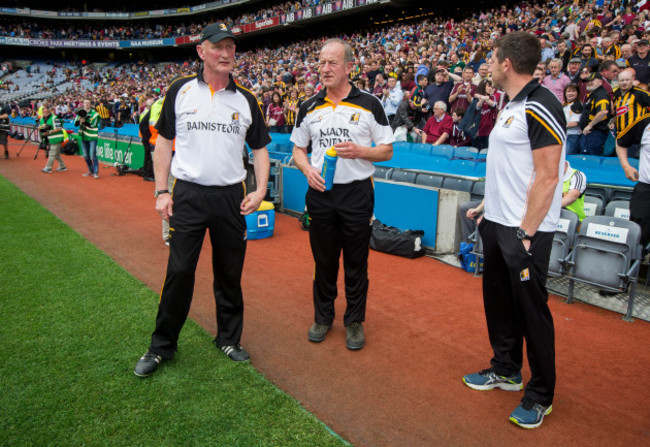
[62,139,79,155]
[369,219,426,258]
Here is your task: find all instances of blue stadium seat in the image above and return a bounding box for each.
[391,169,417,184]
[453,146,479,159]
[441,177,474,192]
[471,181,485,200]
[431,144,454,159]
[446,159,480,177]
[410,143,433,156]
[415,173,444,187]
[567,154,602,169]
[392,141,411,154]
[373,166,393,179]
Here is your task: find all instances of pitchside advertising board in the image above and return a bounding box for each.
[95,134,144,169]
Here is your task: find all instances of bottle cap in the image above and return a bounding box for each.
[326,147,338,157]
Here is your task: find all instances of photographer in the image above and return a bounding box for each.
[74,99,100,178]
[0,102,10,159]
[39,105,67,173]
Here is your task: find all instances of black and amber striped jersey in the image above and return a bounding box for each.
[584,86,611,131]
[605,43,621,61]
[284,98,300,127]
[96,103,111,119]
[613,87,650,138]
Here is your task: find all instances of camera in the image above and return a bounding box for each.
[76,108,88,118]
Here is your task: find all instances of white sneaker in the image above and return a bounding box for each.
[93,174,99,179]
[82,172,92,177]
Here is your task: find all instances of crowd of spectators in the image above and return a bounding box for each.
[3,0,650,158]
[0,1,321,41]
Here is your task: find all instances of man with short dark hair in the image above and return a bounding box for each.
[134,23,271,377]
[424,68,454,110]
[462,31,566,430]
[628,39,650,84]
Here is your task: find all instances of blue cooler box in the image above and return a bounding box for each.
[245,201,275,240]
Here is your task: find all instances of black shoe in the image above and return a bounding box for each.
[134,350,164,377]
[346,322,365,350]
[308,323,331,343]
[4,151,8,159]
[598,290,619,297]
[220,344,250,362]
[143,176,155,182]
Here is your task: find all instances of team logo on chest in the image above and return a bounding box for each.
[349,113,360,125]
[502,115,515,128]
[231,112,239,124]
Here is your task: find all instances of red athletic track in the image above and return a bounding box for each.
[2,140,649,447]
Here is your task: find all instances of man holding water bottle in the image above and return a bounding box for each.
[291,38,394,350]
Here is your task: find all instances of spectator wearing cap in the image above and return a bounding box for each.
[628,39,650,85]
[579,72,611,156]
[566,57,583,83]
[542,59,572,103]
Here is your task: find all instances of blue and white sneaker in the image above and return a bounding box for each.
[462,368,523,391]
[509,397,552,429]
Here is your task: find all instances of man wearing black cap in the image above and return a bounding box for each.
[580,72,611,156]
[628,39,650,85]
[134,23,271,377]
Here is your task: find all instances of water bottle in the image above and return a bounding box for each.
[321,147,338,191]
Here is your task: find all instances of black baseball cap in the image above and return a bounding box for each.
[585,72,603,82]
[200,23,238,44]
[638,39,649,45]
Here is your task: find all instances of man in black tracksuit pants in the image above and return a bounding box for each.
[134,23,270,377]
[291,38,394,351]
[461,32,566,429]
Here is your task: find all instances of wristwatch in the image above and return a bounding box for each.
[516,227,532,241]
[154,190,169,198]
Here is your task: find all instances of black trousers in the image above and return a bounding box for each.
[630,181,650,247]
[305,178,374,327]
[150,180,247,359]
[141,138,153,177]
[479,219,556,406]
